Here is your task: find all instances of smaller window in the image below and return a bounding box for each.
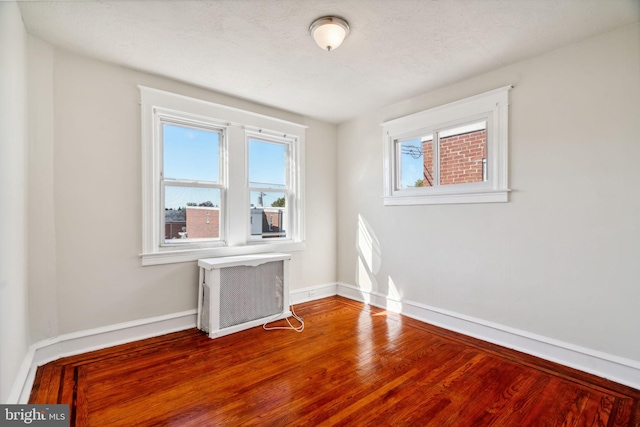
[383,86,511,205]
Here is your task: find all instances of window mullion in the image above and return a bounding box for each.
[433,132,441,187]
[159,180,167,247]
[394,139,402,191]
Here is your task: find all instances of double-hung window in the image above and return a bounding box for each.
[383,86,512,205]
[161,118,225,245]
[247,134,294,241]
[140,86,305,266]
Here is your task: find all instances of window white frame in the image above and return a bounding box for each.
[158,111,227,248]
[382,85,512,205]
[140,86,306,266]
[246,131,300,243]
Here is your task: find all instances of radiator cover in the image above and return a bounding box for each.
[197,253,291,338]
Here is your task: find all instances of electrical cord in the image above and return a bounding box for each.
[263,304,304,333]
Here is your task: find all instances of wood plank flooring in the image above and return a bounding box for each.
[29,296,640,426]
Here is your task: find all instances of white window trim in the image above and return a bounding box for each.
[382,85,512,206]
[140,86,306,266]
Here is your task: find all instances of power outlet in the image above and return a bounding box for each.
[308,290,317,299]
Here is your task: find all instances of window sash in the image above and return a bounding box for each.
[160,181,225,247]
[247,134,294,243]
[394,119,488,191]
[157,113,227,248]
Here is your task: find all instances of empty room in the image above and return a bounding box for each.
[1,0,639,425]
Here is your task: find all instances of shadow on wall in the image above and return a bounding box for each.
[355,214,402,312]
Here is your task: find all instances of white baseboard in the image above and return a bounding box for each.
[9,283,338,404]
[337,282,640,391]
[11,282,639,404]
[290,283,338,305]
[10,309,197,404]
[9,284,338,404]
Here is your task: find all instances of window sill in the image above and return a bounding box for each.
[140,241,305,266]
[383,188,510,206]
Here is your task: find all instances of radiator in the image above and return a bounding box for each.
[197,253,291,339]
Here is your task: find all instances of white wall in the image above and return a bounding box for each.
[297,117,338,290]
[337,23,640,362]
[26,46,338,337]
[0,2,30,402]
[28,36,58,343]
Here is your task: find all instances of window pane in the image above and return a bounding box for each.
[248,139,286,189]
[439,121,487,185]
[164,186,221,242]
[163,123,220,182]
[250,191,286,240]
[398,135,433,189]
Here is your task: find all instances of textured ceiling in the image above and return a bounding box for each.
[18,0,640,123]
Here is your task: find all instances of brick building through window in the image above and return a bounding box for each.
[420,128,486,186]
[165,207,220,240]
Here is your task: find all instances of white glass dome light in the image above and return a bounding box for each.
[309,16,350,52]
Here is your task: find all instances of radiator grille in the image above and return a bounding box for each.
[219,261,284,329]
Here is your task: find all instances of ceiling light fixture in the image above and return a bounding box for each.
[309,16,350,52]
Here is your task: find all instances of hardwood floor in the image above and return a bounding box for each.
[30,296,640,426]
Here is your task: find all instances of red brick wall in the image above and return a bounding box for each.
[422,139,434,186]
[421,129,486,186]
[166,207,284,240]
[165,222,186,240]
[186,207,220,239]
[264,210,282,230]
